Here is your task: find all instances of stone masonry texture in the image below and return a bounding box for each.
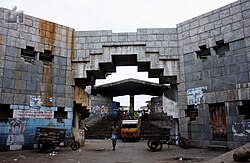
[0,0,250,150]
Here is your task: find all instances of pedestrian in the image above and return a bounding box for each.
[110,121,119,150]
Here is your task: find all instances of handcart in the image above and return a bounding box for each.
[141,127,190,151]
[35,127,80,153]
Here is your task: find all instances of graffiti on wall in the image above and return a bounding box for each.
[6,119,26,150]
[232,121,250,137]
[91,105,109,117]
[155,106,163,113]
[30,95,42,110]
[187,86,207,105]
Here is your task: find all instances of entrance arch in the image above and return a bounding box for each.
[72,30,180,138]
[73,29,180,90]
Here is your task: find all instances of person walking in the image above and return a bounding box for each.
[110,121,119,150]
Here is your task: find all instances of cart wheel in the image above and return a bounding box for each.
[42,141,55,153]
[147,139,162,151]
[178,137,190,149]
[71,141,80,150]
[147,139,153,149]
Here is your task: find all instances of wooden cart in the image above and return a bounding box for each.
[141,127,190,151]
[35,127,80,153]
[141,127,171,140]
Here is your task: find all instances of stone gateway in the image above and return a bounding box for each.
[0,0,249,151]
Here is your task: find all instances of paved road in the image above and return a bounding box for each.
[0,139,228,163]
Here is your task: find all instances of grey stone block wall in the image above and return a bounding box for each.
[0,7,75,108]
[73,28,179,82]
[177,0,250,103]
[0,0,249,149]
[177,0,250,148]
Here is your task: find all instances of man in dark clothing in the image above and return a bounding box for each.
[110,121,119,150]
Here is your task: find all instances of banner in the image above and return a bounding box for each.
[13,109,54,119]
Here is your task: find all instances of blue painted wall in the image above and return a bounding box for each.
[0,105,73,151]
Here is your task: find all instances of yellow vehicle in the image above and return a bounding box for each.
[121,119,141,142]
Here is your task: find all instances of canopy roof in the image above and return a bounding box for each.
[92,78,169,97]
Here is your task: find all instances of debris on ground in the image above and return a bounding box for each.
[49,151,58,156]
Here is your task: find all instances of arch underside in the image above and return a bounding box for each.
[73,45,179,88]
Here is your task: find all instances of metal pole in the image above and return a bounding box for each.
[129,95,134,115]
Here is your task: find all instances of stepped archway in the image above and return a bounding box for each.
[73,33,180,92]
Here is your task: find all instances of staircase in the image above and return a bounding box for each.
[85,116,115,139]
[85,113,174,139]
[208,141,229,151]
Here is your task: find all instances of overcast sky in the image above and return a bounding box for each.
[1,0,237,109]
[1,0,236,32]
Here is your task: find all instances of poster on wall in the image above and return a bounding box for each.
[187,86,207,105]
[30,95,42,110]
[91,105,109,118]
[232,121,250,137]
[13,109,54,119]
[6,119,26,150]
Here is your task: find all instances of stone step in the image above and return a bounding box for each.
[208,145,229,152]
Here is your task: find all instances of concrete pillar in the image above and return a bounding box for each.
[129,95,134,115]
[73,108,79,129]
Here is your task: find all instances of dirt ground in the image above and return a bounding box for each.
[0,139,230,163]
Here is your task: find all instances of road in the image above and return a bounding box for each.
[0,139,228,163]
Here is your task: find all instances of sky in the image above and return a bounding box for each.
[1,0,237,109]
[0,0,236,32]
[95,66,159,110]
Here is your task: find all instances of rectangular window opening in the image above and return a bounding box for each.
[0,104,12,122]
[214,40,229,57]
[21,46,37,63]
[54,107,67,123]
[238,101,250,120]
[185,105,198,121]
[39,50,53,66]
[196,45,211,61]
